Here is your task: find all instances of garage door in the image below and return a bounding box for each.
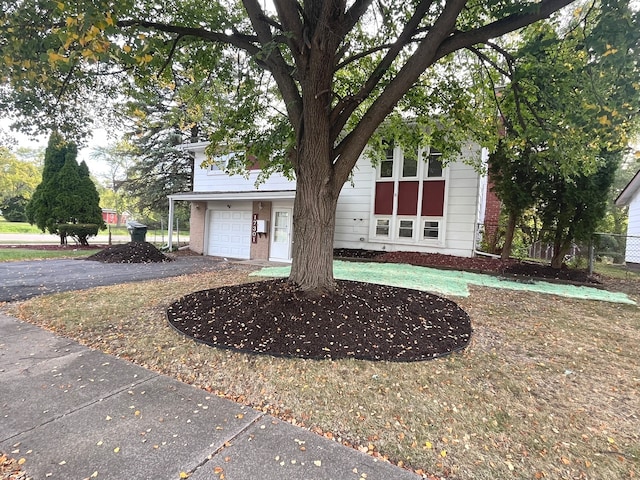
[208,210,252,259]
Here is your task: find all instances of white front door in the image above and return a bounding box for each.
[208,210,252,259]
[270,208,292,261]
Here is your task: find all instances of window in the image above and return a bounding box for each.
[375,218,390,237]
[207,153,233,174]
[426,149,443,178]
[423,221,439,239]
[398,220,414,238]
[372,144,446,245]
[402,152,418,178]
[380,147,394,178]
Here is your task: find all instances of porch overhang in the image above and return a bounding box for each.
[168,190,296,202]
[167,190,296,250]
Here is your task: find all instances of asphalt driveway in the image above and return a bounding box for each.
[0,256,232,302]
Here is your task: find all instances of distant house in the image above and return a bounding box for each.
[167,141,500,262]
[615,168,640,268]
[102,209,130,226]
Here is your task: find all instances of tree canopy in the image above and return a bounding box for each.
[2,0,629,291]
[487,1,640,265]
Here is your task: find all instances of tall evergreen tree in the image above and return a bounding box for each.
[26,133,105,245]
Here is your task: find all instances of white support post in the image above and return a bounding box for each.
[168,197,175,251]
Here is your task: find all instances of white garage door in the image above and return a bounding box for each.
[208,210,252,259]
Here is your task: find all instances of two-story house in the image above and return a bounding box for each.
[615,168,640,268]
[167,141,497,262]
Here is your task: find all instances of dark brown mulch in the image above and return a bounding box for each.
[167,278,472,362]
[85,242,173,263]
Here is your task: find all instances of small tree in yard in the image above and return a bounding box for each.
[536,151,620,269]
[490,2,640,265]
[26,133,105,245]
[3,0,627,292]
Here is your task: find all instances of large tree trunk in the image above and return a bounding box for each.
[501,210,518,261]
[289,171,340,293]
[288,111,340,293]
[287,18,344,294]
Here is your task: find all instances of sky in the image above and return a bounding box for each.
[2,120,114,179]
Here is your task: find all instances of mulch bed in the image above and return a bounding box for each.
[167,278,472,362]
[85,242,173,263]
[166,248,605,362]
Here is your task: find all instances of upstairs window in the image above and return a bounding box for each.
[379,146,394,178]
[402,151,418,178]
[426,149,443,178]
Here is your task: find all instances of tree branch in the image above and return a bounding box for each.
[434,0,576,60]
[333,0,467,186]
[340,0,376,37]
[157,34,183,78]
[330,0,436,138]
[117,19,261,56]
[242,0,303,137]
[273,0,305,58]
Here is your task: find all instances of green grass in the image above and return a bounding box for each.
[0,248,101,262]
[0,218,42,234]
[594,262,640,280]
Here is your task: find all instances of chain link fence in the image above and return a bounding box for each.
[476,223,640,273]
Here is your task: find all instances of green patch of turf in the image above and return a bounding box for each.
[253,259,636,305]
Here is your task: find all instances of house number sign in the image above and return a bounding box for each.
[251,213,258,244]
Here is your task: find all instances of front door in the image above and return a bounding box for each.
[270,208,292,261]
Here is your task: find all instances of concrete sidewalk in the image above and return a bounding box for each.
[0,314,421,480]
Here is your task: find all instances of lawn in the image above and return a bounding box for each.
[0,248,101,262]
[0,218,42,234]
[5,267,639,480]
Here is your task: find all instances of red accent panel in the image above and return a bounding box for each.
[397,181,419,215]
[422,180,445,216]
[247,155,261,170]
[375,182,394,215]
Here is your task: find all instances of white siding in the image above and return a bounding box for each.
[627,191,640,263]
[334,160,376,248]
[192,149,296,193]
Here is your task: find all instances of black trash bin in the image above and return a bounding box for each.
[127,221,148,242]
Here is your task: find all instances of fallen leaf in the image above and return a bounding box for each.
[179,472,189,479]
[18,458,26,465]
[313,460,322,467]
[113,447,120,453]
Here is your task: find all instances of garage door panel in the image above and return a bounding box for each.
[208,210,251,259]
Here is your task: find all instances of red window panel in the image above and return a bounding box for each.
[247,155,261,170]
[421,180,445,216]
[397,181,419,215]
[374,182,394,215]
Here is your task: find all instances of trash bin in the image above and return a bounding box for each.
[127,221,148,242]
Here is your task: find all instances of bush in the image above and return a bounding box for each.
[1,196,28,222]
[56,223,100,246]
